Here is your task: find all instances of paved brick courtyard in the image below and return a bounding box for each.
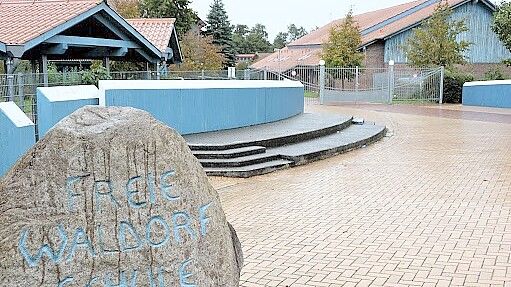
[210,104,511,287]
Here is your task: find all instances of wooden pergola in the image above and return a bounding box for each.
[0,0,182,91]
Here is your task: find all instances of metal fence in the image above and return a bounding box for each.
[1,66,443,133]
[247,67,321,105]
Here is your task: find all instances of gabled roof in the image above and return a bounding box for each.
[127,18,182,63]
[127,18,175,53]
[252,0,497,71]
[0,0,163,61]
[0,0,101,45]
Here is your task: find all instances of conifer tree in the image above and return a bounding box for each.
[204,0,236,67]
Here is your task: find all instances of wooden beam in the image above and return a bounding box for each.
[44,43,68,55]
[111,47,128,57]
[83,47,128,58]
[136,48,160,63]
[44,35,140,49]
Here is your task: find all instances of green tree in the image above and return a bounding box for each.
[288,24,308,41]
[273,32,289,49]
[492,1,511,65]
[139,0,198,36]
[233,24,272,54]
[176,32,226,70]
[321,10,364,68]
[404,0,470,68]
[204,0,236,67]
[110,0,141,18]
[245,24,272,53]
[232,24,250,54]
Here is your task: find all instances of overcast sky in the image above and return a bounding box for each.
[188,0,422,41]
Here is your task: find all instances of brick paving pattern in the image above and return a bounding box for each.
[210,104,511,287]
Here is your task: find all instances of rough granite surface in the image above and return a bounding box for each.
[0,106,243,286]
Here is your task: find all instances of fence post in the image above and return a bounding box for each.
[355,66,359,93]
[156,62,161,80]
[264,67,268,80]
[439,66,445,104]
[388,60,395,104]
[319,60,326,105]
[244,69,250,80]
[201,69,205,80]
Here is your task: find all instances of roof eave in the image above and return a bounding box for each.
[171,26,183,63]
[383,0,497,41]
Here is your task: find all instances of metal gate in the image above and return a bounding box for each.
[250,65,444,105]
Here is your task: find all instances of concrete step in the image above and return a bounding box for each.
[186,113,352,150]
[192,146,266,159]
[270,124,387,165]
[204,159,293,178]
[199,153,280,168]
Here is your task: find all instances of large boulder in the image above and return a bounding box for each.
[0,106,243,286]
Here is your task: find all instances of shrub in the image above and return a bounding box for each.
[81,61,111,86]
[443,69,474,103]
[484,67,506,80]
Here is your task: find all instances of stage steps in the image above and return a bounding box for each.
[187,113,353,150]
[187,113,386,177]
[203,159,294,178]
[192,146,266,159]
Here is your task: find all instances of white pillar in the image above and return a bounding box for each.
[388,60,395,104]
[439,66,445,104]
[319,60,326,105]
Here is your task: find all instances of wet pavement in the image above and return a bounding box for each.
[210,104,511,287]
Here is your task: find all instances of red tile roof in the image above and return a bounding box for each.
[127,18,176,53]
[251,0,477,71]
[0,0,101,45]
[251,46,322,72]
[289,0,425,47]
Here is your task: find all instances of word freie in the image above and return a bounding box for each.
[65,170,181,213]
[17,170,213,287]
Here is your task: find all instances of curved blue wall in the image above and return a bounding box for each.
[463,80,511,109]
[100,80,305,135]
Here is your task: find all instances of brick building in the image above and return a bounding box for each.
[251,0,511,78]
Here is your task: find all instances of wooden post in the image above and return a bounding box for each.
[6,57,14,101]
[104,56,110,76]
[41,54,48,87]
